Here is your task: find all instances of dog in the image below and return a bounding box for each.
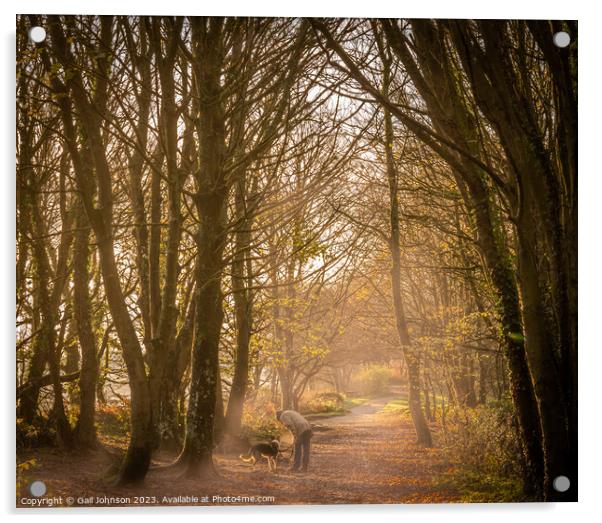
[239,439,280,472]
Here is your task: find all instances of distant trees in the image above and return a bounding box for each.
[16,15,576,501]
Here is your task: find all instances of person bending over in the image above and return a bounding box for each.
[276,409,313,472]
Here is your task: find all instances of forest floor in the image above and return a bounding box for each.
[17,391,461,507]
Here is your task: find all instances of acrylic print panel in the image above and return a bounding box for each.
[15,15,577,507]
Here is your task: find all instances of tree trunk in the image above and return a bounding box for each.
[147,18,185,450]
[97,238,154,484]
[177,18,228,478]
[225,178,253,435]
[214,365,225,446]
[159,297,195,450]
[380,51,432,445]
[517,212,572,501]
[29,176,74,445]
[73,203,99,448]
[277,367,294,410]
[478,355,488,404]
[178,258,225,477]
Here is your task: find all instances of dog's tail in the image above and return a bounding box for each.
[239,449,254,463]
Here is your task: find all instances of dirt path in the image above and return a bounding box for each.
[17,395,460,507]
[319,394,400,424]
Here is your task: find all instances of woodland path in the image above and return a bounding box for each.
[17,392,460,506]
[318,391,403,424]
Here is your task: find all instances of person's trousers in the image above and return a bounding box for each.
[292,429,313,471]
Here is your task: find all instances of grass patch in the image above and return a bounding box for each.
[380,393,446,416]
[302,394,371,419]
[305,410,347,419]
[436,469,524,503]
[380,397,409,415]
[343,397,369,410]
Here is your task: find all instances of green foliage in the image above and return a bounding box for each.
[438,401,526,502]
[301,391,346,414]
[300,392,371,418]
[355,364,392,395]
[439,469,523,503]
[241,401,282,442]
[507,331,525,343]
[381,397,409,415]
[381,393,445,417]
[16,417,56,448]
[291,223,327,265]
[96,401,130,438]
[414,308,499,360]
[343,396,369,411]
[16,458,37,496]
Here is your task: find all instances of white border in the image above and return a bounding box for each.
[3,1,601,522]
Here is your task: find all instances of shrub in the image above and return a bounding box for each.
[439,400,525,502]
[96,401,130,438]
[355,365,392,395]
[302,391,346,414]
[16,458,36,496]
[16,417,56,448]
[240,401,282,443]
